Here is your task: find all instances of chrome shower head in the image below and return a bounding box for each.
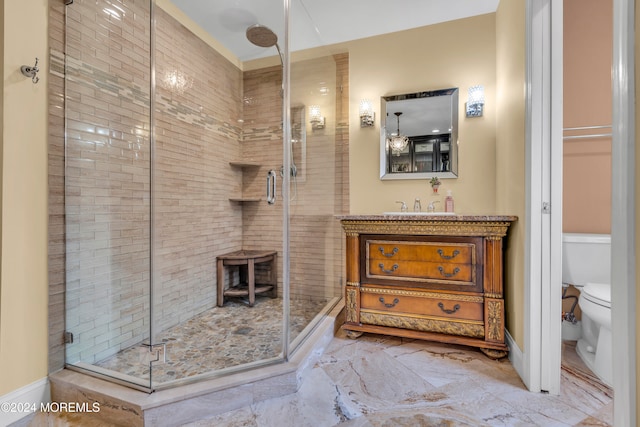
[246,24,278,48]
[246,24,283,66]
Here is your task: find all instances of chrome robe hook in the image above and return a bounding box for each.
[21,58,39,84]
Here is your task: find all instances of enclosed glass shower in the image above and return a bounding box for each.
[62,0,346,391]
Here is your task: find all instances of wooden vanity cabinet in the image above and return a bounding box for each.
[339,216,516,358]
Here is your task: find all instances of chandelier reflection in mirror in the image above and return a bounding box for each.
[387,112,410,155]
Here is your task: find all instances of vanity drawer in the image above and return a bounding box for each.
[361,235,482,291]
[368,240,474,265]
[360,287,484,322]
[367,259,473,283]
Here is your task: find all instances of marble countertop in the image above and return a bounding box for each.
[336,214,517,237]
[336,214,518,222]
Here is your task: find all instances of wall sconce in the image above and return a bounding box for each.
[466,85,485,118]
[359,99,375,127]
[309,105,325,130]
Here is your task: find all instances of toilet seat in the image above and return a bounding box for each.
[582,282,611,308]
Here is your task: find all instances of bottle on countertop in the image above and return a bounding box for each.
[444,190,455,213]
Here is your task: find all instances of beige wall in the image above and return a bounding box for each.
[563,0,612,234]
[346,11,527,348]
[495,1,526,348]
[0,0,49,395]
[348,15,497,215]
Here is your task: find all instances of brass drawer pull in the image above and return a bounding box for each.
[438,266,460,277]
[379,297,400,308]
[438,302,461,314]
[437,249,460,260]
[378,246,399,257]
[378,263,399,274]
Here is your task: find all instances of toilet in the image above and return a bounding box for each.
[562,233,612,386]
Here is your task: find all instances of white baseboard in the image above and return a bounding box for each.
[505,329,525,384]
[0,377,50,426]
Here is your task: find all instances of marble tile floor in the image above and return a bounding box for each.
[24,331,612,427]
[561,341,612,400]
[94,297,329,384]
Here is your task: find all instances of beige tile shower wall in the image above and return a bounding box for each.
[62,0,153,365]
[333,53,350,295]
[48,0,344,369]
[290,56,341,299]
[242,56,347,300]
[48,0,67,373]
[153,8,243,331]
[240,66,285,288]
[334,54,350,217]
[48,1,245,367]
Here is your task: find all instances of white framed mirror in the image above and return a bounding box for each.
[380,88,459,180]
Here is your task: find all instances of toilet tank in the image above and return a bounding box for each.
[562,233,611,287]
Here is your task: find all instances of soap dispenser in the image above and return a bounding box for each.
[444,190,455,213]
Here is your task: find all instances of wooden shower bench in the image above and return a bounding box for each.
[216,250,277,307]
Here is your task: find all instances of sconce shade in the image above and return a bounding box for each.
[387,112,409,155]
[309,105,321,122]
[309,105,325,130]
[359,99,375,127]
[466,85,484,117]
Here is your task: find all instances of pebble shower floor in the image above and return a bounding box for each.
[95,297,328,383]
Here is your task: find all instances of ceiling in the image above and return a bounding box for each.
[170,0,500,62]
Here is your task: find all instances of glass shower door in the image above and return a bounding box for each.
[64,0,153,389]
[287,0,346,351]
[149,0,287,388]
[63,0,339,391]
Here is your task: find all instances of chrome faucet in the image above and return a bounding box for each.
[396,201,408,212]
[413,198,421,212]
[426,200,440,212]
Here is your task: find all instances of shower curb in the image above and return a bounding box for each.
[49,302,345,427]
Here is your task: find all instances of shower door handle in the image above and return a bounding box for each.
[266,170,277,205]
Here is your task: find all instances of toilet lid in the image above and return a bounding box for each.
[582,282,611,307]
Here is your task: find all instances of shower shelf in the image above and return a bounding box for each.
[229,197,261,202]
[229,161,262,202]
[229,161,261,168]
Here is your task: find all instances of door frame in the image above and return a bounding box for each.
[525,0,636,424]
[524,0,562,395]
[610,0,636,425]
